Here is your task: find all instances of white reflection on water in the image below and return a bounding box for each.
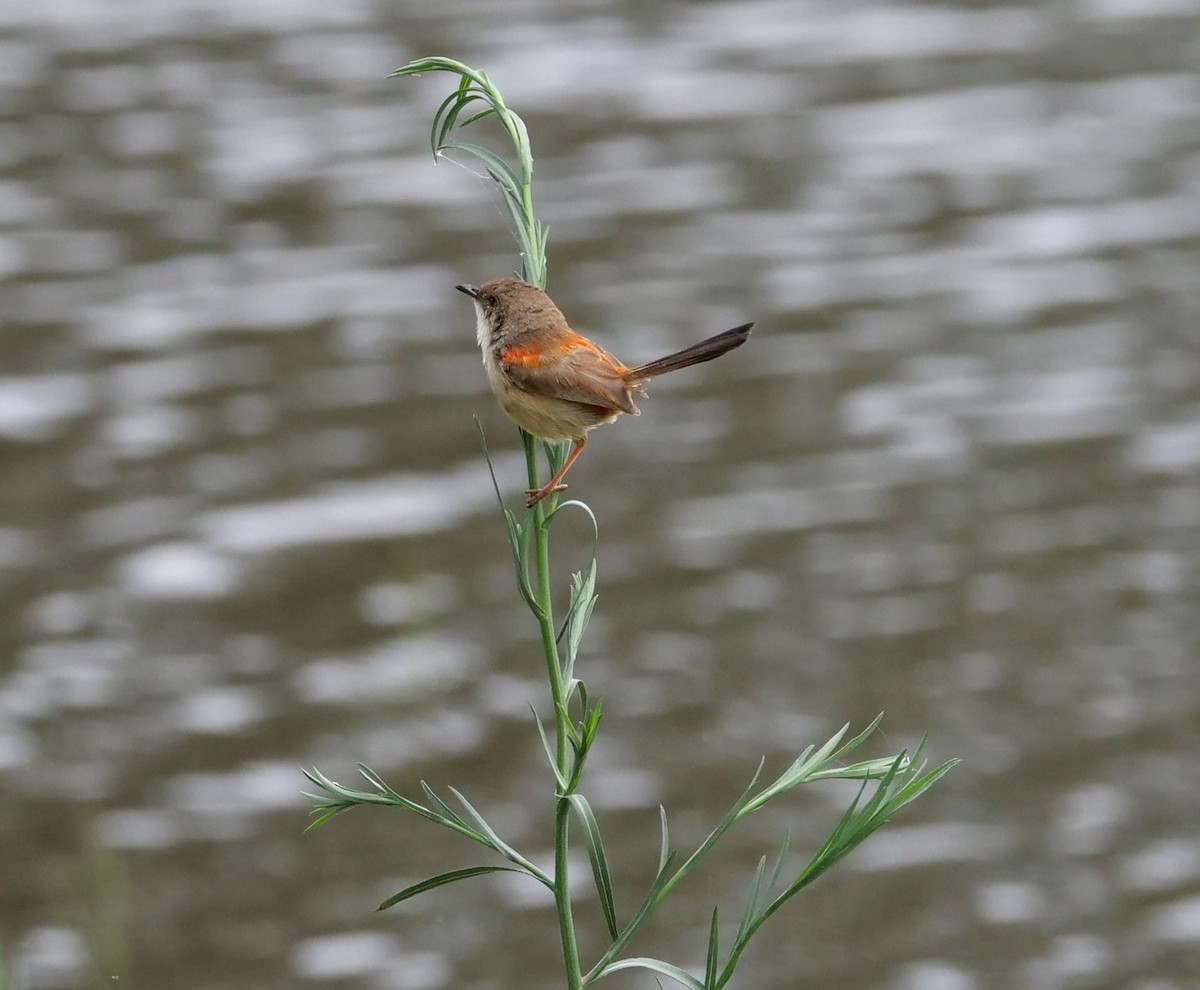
[291,931,405,981]
[173,685,266,734]
[1119,838,1200,894]
[166,759,311,820]
[293,633,480,705]
[0,373,92,441]
[888,961,976,990]
[117,541,242,599]
[197,463,503,555]
[850,822,1015,870]
[1145,895,1200,943]
[975,880,1047,925]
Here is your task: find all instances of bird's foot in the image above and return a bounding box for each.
[525,483,568,508]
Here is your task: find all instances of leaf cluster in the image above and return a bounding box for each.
[306,721,955,988]
[390,57,548,288]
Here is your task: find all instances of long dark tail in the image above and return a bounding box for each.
[624,323,753,381]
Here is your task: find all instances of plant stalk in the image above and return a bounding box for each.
[524,431,581,987]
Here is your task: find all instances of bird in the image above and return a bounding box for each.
[457,277,752,506]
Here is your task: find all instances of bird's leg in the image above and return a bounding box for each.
[526,437,586,508]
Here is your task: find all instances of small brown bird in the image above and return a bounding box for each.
[457,278,752,506]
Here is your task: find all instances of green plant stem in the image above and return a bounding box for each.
[524,431,582,988]
[555,797,583,990]
[524,433,569,775]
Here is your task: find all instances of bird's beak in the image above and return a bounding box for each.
[455,284,480,299]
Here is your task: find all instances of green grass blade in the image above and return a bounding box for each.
[475,417,539,612]
[532,705,570,792]
[569,559,598,651]
[356,763,403,801]
[734,857,766,946]
[566,794,619,940]
[434,95,467,154]
[828,711,884,760]
[446,787,551,885]
[585,851,678,982]
[658,805,670,873]
[806,754,911,782]
[664,758,764,889]
[461,106,498,127]
[704,907,720,990]
[766,830,790,895]
[419,781,468,829]
[304,805,348,831]
[434,85,484,151]
[880,757,959,818]
[445,140,523,194]
[378,866,529,911]
[595,958,703,990]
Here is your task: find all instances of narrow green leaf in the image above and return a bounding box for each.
[564,558,598,673]
[390,56,475,80]
[461,106,498,128]
[431,89,468,155]
[545,497,599,544]
[304,765,407,809]
[754,751,960,933]
[745,719,883,814]
[559,700,583,749]
[829,711,884,761]
[531,704,569,792]
[658,805,670,873]
[565,704,596,792]
[766,830,791,897]
[493,180,535,256]
[806,754,910,782]
[704,908,720,990]
[446,788,551,885]
[444,140,522,194]
[665,759,765,888]
[566,794,619,940]
[581,698,604,744]
[506,508,538,609]
[302,766,337,791]
[877,757,958,820]
[779,723,850,785]
[735,857,767,946]
[595,958,703,990]
[377,866,528,911]
[357,763,402,801]
[475,417,539,613]
[511,112,535,184]
[419,780,467,828]
[304,806,347,831]
[436,91,488,151]
[556,569,585,646]
[541,438,568,475]
[586,851,678,982]
[447,788,507,847]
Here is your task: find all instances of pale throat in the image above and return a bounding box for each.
[472,304,491,354]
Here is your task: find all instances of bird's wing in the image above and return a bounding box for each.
[499,338,639,415]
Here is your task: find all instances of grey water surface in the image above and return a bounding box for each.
[2,1,1200,988]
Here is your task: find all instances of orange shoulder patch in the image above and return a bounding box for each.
[558,335,626,371]
[557,336,596,355]
[501,346,543,369]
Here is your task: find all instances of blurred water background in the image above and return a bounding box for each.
[2,1,1200,988]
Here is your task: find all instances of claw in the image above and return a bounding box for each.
[525,483,568,508]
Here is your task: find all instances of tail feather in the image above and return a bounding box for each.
[624,323,753,381]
